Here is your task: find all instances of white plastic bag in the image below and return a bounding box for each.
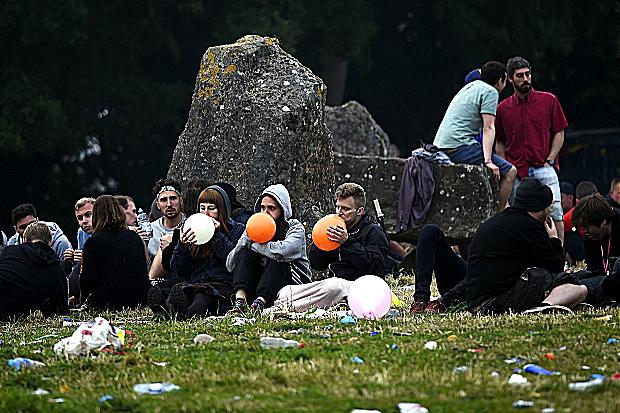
[54,317,127,356]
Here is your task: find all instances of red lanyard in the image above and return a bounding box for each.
[602,237,612,274]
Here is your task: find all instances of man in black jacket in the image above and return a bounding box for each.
[309,182,390,280]
[0,222,68,320]
[467,178,587,314]
[270,183,389,312]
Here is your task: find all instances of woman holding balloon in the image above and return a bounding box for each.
[226,184,311,313]
[167,185,245,318]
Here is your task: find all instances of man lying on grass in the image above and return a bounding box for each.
[465,178,587,314]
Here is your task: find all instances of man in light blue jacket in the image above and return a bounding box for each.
[227,184,311,312]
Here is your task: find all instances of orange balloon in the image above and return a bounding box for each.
[312,214,346,251]
[246,213,276,243]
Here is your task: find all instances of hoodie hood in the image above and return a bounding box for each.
[206,185,232,218]
[20,241,59,265]
[254,184,292,220]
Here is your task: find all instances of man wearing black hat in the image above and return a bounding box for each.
[466,178,587,314]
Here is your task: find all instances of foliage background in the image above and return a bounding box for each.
[1,0,619,236]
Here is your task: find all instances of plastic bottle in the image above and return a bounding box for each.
[133,382,179,394]
[259,336,301,349]
[568,374,604,391]
[137,210,153,239]
[8,358,46,370]
[523,363,556,376]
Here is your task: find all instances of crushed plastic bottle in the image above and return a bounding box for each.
[512,400,534,408]
[8,358,46,370]
[133,382,180,395]
[523,363,559,376]
[259,337,302,349]
[568,374,604,391]
[340,315,357,325]
[137,210,153,238]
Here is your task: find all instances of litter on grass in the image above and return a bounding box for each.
[98,395,114,403]
[231,317,255,326]
[259,337,302,349]
[53,317,133,356]
[512,400,534,408]
[8,358,45,370]
[568,374,604,391]
[424,341,438,350]
[350,356,365,364]
[32,389,50,396]
[193,334,215,345]
[607,338,618,345]
[523,364,559,376]
[340,315,357,325]
[452,366,468,373]
[133,382,180,395]
[398,402,430,413]
[508,373,529,386]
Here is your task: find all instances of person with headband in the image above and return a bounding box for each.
[147,179,186,259]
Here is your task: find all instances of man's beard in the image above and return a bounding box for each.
[515,82,531,94]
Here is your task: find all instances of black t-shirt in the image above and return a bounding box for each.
[583,210,620,273]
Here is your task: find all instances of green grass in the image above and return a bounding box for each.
[2,281,620,412]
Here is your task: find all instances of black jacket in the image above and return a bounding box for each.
[583,209,620,273]
[309,214,389,280]
[466,207,565,308]
[80,230,150,310]
[0,242,68,319]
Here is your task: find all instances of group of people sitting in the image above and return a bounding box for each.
[0,179,397,320]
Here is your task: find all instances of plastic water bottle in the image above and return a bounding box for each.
[259,336,302,349]
[569,374,605,391]
[523,363,557,376]
[8,358,46,370]
[133,382,179,394]
[137,210,153,239]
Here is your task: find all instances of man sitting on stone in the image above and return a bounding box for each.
[409,224,466,314]
[147,179,186,259]
[0,222,68,320]
[433,61,517,210]
[270,182,390,311]
[8,203,73,261]
[467,178,587,314]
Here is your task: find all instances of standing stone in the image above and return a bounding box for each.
[326,101,390,157]
[168,35,334,227]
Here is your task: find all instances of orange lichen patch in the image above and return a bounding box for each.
[196,50,222,102]
[264,37,279,45]
[224,64,237,75]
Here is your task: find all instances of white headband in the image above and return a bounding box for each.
[158,185,180,197]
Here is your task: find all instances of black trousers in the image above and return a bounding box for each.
[414,225,466,304]
[232,247,291,306]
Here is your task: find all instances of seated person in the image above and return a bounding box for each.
[165,186,245,318]
[572,193,620,274]
[409,224,466,313]
[147,179,186,259]
[466,178,587,314]
[563,181,598,265]
[0,222,68,320]
[227,184,311,312]
[80,195,151,309]
[606,177,620,209]
[271,182,389,312]
[8,203,73,260]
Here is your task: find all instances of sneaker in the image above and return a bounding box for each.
[523,304,572,314]
[147,285,167,316]
[227,297,248,315]
[572,302,595,312]
[250,298,266,314]
[409,300,428,314]
[425,299,447,313]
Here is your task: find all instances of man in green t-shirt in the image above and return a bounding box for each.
[433,61,517,211]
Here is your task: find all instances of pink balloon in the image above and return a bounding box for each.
[347,275,392,319]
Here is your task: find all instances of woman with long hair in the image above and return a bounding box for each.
[80,195,150,309]
[167,185,245,318]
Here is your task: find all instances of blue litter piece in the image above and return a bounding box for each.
[607,338,618,345]
[390,344,400,350]
[350,356,365,364]
[98,395,114,403]
[340,315,356,325]
[369,331,379,336]
[590,374,605,380]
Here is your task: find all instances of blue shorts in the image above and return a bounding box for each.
[445,143,514,175]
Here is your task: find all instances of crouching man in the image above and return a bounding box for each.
[467,178,587,314]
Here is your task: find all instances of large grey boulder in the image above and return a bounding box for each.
[326,101,390,157]
[334,154,498,243]
[168,35,334,227]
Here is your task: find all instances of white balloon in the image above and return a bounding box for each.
[184,213,215,245]
[347,275,392,319]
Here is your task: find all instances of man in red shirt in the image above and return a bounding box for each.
[495,56,568,242]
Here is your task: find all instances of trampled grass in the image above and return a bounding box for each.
[2,281,620,412]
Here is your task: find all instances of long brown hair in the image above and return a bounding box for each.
[92,195,128,235]
[191,188,229,258]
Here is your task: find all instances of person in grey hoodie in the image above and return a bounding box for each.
[227,184,311,312]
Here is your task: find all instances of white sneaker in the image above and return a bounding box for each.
[523,304,572,314]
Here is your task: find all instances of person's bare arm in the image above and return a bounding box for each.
[546,130,565,163]
[482,113,499,180]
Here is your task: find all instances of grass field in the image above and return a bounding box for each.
[2,277,620,413]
